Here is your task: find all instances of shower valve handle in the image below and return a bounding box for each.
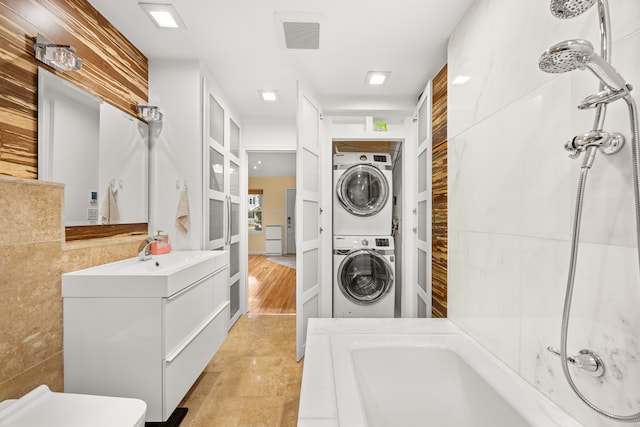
[564,140,581,159]
[547,346,605,377]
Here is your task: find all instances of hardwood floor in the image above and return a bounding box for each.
[248,255,296,314]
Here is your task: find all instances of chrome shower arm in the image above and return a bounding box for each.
[589,0,611,131]
[597,0,611,63]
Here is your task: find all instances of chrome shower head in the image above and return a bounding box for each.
[550,0,597,19]
[539,39,628,91]
[539,39,593,73]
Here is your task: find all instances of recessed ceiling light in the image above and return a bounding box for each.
[259,90,279,101]
[452,75,471,85]
[366,71,390,86]
[139,3,186,29]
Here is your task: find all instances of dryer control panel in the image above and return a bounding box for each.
[333,235,394,250]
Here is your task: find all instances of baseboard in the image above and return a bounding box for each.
[249,251,266,255]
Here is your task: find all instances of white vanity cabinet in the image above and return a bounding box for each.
[62,250,229,422]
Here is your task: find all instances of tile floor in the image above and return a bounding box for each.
[178,314,302,426]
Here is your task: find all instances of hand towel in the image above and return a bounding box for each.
[176,187,190,233]
[99,183,120,224]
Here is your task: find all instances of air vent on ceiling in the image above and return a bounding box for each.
[283,22,320,49]
[274,12,326,50]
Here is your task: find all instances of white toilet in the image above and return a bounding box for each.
[0,385,146,427]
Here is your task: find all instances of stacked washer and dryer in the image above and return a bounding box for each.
[333,152,396,318]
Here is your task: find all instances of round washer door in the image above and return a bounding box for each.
[336,164,389,217]
[337,249,394,305]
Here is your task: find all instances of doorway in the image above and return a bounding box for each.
[246,151,297,314]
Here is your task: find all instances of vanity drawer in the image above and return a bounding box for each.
[164,302,229,420]
[164,266,228,356]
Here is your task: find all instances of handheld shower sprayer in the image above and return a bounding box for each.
[538,39,628,91]
[539,39,629,166]
[549,0,612,132]
[541,2,640,424]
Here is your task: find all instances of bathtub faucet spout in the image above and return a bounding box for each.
[547,346,605,377]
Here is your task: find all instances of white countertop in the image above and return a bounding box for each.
[62,250,228,298]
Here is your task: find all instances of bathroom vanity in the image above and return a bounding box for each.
[62,250,229,422]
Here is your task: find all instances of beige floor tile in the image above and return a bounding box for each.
[180,314,301,427]
[188,397,248,427]
[237,396,299,427]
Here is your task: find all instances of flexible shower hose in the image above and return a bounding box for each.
[559,95,640,423]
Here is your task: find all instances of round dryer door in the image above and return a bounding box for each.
[336,164,389,217]
[338,249,394,305]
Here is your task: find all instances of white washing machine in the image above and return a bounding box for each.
[333,235,395,318]
[333,152,393,236]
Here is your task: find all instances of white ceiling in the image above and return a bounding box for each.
[88,0,475,120]
[248,152,296,177]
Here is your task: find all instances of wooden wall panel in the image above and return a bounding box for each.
[432,64,448,318]
[333,140,396,154]
[0,0,148,179]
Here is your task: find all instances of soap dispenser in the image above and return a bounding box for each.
[151,230,171,255]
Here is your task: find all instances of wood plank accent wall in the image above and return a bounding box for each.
[0,0,148,179]
[333,140,396,154]
[432,64,448,318]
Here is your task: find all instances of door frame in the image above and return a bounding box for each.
[241,149,296,316]
[413,80,432,318]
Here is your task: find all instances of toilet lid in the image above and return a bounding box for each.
[0,385,146,427]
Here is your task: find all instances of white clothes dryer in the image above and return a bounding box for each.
[333,235,395,318]
[333,152,393,236]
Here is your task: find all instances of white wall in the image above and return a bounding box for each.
[149,59,243,252]
[243,116,296,150]
[148,59,202,250]
[448,1,640,426]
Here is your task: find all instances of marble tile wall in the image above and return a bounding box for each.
[448,1,640,426]
[0,177,141,401]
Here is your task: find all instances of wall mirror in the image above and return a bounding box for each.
[37,67,149,240]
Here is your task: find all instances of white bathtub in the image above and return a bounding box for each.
[298,319,583,427]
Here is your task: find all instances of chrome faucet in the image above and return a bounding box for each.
[138,236,164,261]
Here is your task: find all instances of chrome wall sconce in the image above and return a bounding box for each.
[137,104,163,122]
[33,34,82,72]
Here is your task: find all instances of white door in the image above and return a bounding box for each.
[296,84,322,360]
[203,79,243,328]
[286,187,296,254]
[415,81,432,317]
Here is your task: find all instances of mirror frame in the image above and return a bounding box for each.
[65,223,148,241]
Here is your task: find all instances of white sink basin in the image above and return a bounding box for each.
[62,250,229,298]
